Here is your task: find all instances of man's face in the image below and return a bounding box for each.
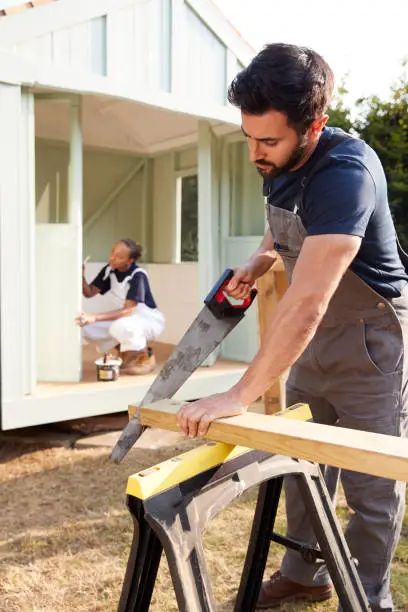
[241,110,317,180]
[109,242,132,271]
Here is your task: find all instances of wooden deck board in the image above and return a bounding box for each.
[33,342,248,398]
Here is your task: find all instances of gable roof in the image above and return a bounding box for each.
[0,0,255,66]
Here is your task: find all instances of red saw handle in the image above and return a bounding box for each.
[204,268,257,319]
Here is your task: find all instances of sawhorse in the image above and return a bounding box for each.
[118,404,370,611]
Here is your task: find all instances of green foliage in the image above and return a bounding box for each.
[327,84,354,133]
[180,174,198,262]
[355,80,408,248]
[327,104,354,133]
[326,73,408,249]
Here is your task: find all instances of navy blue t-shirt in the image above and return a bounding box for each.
[264,127,408,298]
[91,263,157,308]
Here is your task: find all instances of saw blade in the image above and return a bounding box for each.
[111,305,245,462]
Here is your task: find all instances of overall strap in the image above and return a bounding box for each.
[107,266,149,290]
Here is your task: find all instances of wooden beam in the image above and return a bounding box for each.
[256,258,288,414]
[139,400,408,482]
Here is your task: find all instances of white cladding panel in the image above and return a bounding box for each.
[174,3,227,105]
[107,0,169,91]
[221,237,261,363]
[36,224,82,382]
[0,86,35,406]
[14,17,107,76]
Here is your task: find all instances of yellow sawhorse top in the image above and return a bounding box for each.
[126,403,312,501]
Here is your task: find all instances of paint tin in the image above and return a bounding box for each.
[95,357,122,382]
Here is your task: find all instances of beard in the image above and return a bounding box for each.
[255,134,309,180]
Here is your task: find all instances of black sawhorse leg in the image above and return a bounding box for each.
[235,470,369,611]
[234,476,284,611]
[118,496,163,612]
[119,450,371,612]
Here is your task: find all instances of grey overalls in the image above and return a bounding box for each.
[266,135,408,612]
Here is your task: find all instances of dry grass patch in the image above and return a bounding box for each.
[0,439,407,611]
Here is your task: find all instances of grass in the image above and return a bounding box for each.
[0,439,407,611]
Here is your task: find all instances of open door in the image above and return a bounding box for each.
[220,138,266,363]
[36,98,83,382]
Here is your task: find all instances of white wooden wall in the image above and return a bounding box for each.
[84,163,146,261]
[221,237,262,362]
[107,0,171,91]
[0,86,36,407]
[36,224,82,382]
[151,152,178,262]
[36,140,148,261]
[219,134,266,363]
[15,16,108,76]
[172,1,227,104]
[229,141,266,236]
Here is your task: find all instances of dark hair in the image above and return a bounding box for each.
[120,239,142,261]
[228,43,334,133]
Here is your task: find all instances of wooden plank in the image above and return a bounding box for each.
[256,259,288,414]
[139,400,408,482]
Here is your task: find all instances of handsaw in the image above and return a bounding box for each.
[111,269,257,463]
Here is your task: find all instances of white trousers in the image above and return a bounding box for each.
[82,304,165,353]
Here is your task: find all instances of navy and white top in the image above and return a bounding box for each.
[91,263,158,309]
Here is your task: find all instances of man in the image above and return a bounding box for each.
[175,44,408,611]
[77,239,164,375]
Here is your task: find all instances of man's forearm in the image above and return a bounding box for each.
[232,287,327,406]
[248,249,277,279]
[248,229,278,280]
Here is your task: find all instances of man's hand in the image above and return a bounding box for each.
[225,264,257,300]
[75,312,97,327]
[225,230,277,300]
[176,391,248,438]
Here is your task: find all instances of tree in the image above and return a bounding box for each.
[327,83,354,133]
[356,76,408,248]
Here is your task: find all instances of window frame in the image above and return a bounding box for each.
[175,167,198,263]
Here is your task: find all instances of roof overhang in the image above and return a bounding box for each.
[0,50,241,154]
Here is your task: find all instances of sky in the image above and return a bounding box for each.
[213,0,408,109]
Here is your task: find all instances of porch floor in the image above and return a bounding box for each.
[5,343,248,430]
[34,342,247,398]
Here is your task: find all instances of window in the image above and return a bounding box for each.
[180,174,198,262]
